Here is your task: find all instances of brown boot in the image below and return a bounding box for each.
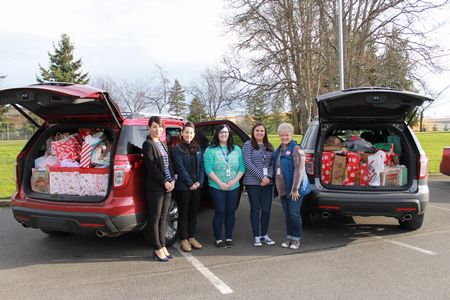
[180,239,192,252]
[188,237,203,249]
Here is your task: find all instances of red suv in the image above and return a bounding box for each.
[0,83,249,246]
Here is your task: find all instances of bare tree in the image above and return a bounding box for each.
[225,0,449,133]
[190,66,241,120]
[91,75,151,113]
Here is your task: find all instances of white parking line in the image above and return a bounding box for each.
[366,234,437,255]
[175,245,234,295]
[429,204,450,212]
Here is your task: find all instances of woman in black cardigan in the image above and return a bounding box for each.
[173,122,205,252]
[142,116,175,262]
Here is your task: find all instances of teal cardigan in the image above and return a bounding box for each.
[204,145,245,190]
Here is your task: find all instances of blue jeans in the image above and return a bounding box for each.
[246,185,273,237]
[280,195,303,241]
[209,187,240,240]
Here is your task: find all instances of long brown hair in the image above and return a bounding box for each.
[180,121,198,154]
[251,122,273,151]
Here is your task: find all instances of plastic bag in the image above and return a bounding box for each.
[368,150,386,186]
[35,155,59,168]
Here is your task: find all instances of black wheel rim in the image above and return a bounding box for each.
[166,200,178,241]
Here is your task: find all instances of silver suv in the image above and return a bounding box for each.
[301,88,431,230]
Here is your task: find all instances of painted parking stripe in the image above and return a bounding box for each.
[175,245,234,295]
[429,204,450,212]
[366,233,437,255]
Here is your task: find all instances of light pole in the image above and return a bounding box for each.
[338,0,345,90]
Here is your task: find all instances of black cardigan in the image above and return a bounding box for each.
[142,138,175,191]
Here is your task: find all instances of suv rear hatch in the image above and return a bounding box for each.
[315,88,432,191]
[0,83,124,202]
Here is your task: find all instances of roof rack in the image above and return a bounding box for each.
[122,112,184,121]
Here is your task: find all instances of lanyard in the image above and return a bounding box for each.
[221,148,229,166]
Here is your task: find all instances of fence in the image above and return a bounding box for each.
[0,131,33,141]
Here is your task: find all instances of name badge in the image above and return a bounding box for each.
[263,168,268,176]
[277,168,281,175]
[226,166,231,177]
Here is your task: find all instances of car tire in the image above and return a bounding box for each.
[143,198,179,247]
[398,213,424,230]
[41,229,71,236]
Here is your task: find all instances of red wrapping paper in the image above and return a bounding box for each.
[344,152,360,186]
[359,162,369,186]
[321,151,335,184]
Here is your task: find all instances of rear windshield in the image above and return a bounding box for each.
[116,125,181,154]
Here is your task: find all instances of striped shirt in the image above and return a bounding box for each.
[155,141,173,182]
[242,140,274,186]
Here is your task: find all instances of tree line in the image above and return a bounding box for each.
[2,1,449,133]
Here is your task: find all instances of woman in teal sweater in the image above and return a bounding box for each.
[204,124,245,248]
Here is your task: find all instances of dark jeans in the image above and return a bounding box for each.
[146,190,172,250]
[280,195,304,241]
[176,189,201,240]
[209,187,240,241]
[246,185,273,237]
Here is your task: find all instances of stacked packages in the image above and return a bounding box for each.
[321,135,407,187]
[30,128,111,196]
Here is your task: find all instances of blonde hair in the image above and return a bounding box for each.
[277,123,294,135]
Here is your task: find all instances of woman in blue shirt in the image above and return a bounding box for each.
[204,124,245,248]
[173,122,205,252]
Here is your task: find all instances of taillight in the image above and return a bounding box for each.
[305,153,315,176]
[418,154,428,179]
[114,164,131,187]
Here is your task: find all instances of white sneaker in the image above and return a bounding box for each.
[261,235,276,245]
[253,237,262,247]
[281,239,291,248]
[289,240,300,249]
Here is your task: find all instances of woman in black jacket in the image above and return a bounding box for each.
[173,122,205,252]
[142,116,175,262]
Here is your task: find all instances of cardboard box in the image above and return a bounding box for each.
[331,154,346,185]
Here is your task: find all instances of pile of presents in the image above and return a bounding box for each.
[30,128,112,196]
[321,135,407,187]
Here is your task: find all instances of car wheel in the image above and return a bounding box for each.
[142,198,179,247]
[398,213,424,230]
[165,198,179,247]
[41,229,71,236]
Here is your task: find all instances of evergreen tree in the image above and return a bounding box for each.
[246,89,268,125]
[168,79,186,117]
[188,96,208,122]
[37,33,89,84]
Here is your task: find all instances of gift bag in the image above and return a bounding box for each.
[31,168,50,193]
[80,141,93,168]
[51,134,82,161]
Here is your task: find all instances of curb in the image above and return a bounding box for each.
[0,199,10,207]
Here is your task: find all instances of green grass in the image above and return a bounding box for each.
[415,132,449,174]
[0,132,448,198]
[0,140,26,198]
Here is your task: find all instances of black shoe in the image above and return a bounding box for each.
[225,240,234,248]
[165,254,174,260]
[153,251,169,262]
[215,240,226,248]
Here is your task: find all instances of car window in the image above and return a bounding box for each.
[195,124,246,151]
[116,125,181,154]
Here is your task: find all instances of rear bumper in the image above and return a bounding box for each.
[12,206,146,234]
[305,183,429,218]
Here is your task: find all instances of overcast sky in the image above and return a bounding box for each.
[0,0,449,117]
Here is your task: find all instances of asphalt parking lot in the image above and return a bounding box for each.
[1,178,450,299]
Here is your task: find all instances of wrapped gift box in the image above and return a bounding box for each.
[48,166,109,196]
[344,152,361,186]
[49,166,80,195]
[331,154,346,185]
[381,166,401,186]
[359,162,369,186]
[31,168,50,193]
[79,168,109,196]
[321,151,335,184]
